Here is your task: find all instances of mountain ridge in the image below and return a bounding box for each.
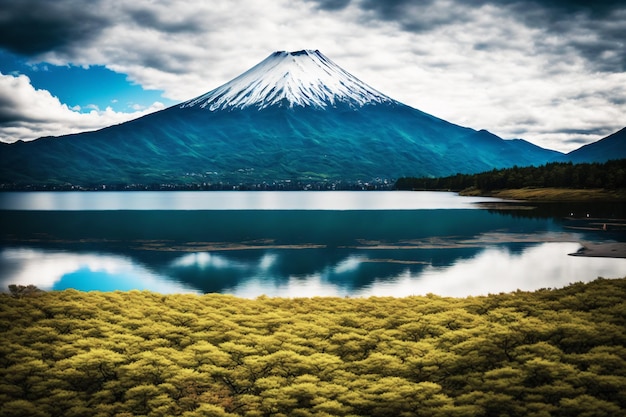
[566,127,626,163]
[0,49,592,189]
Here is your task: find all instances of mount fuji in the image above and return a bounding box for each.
[182,50,395,110]
[0,50,564,189]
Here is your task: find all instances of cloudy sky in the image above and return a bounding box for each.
[0,0,624,153]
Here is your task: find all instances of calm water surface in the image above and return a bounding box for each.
[1,191,624,297]
[0,190,501,210]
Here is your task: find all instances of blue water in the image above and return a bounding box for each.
[1,191,624,297]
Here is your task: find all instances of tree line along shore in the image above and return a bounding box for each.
[395,159,626,201]
[2,278,625,417]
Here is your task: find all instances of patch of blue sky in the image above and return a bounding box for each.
[0,50,176,113]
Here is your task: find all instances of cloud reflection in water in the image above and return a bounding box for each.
[2,243,625,297]
[0,248,199,294]
[355,242,626,297]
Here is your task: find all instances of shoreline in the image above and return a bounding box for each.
[460,187,626,202]
[6,234,625,259]
[569,241,626,258]
[471,188,626,259]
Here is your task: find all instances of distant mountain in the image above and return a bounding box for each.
[566,127,626,163]
[0,50,563,188]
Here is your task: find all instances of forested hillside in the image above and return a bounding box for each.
[1,279,625,416]
[395,159,626,192]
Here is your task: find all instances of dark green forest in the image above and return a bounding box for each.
[2,279,626,416]
[395,159,626,192]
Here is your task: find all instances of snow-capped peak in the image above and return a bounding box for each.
[181,50,396,110]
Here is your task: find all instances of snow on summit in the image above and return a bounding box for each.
[182,50,396,110]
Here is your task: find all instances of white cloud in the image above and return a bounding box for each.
[0,72,165,143]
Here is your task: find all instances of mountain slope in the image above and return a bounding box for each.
[566,127,626,163]
[0,50,563,188]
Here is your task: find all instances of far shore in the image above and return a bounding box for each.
[460,186,626,259]
[459,187,626,202]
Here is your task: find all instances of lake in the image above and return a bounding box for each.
[1,191,625,297]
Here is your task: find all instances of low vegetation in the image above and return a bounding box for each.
[2,279,626,416]
[395,159,626,200]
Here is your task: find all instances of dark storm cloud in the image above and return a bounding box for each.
[0,0,206,59]
[557,127,611,136]
[521,0,625,16]
[358,0,464,33]
[127,8,205,33]
[318,0,626,18]
[511,1,626,72]
[304,0,352,11]
[139,51,199,75]
[359,0,433,19]
[561,125,619,146]
[562,137,595,146]
[0,0,110,56]
[608,96,626,106]
[0,111,19,125]
[308,0,626,71]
